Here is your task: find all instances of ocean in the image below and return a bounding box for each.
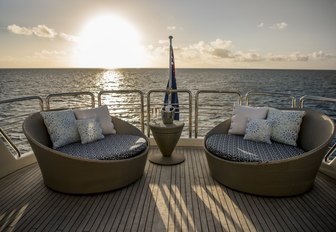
[1,68,336,99]
[0,68,336,151]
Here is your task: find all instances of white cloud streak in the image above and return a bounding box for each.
[167,26,176,30]
[7,24,32,35]
[59,33,79,42]
[146,38,335,67]
[270,22,288,30]
[7,24,77,42]
[32,49,66,59]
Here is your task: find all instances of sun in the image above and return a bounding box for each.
[75,14,144,68]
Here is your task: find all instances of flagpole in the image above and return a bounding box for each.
[168,35,173,107]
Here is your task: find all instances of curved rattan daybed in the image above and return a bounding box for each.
[204,109,335,197]
[23,112,149,194]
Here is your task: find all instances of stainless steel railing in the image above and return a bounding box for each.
[1,90,335,159]
[195,90,242,138]
[299,95,336,109]
[0,96,43,157]
[46,92,95,110]
[245,91,296,108]
[98,90,145,132]
[299,95,336,163]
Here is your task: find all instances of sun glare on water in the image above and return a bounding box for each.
[75,14,144,68]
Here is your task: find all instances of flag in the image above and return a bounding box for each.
[164,35,179,120]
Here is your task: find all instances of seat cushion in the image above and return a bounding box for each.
[206,134,305,162]
[56,134,147,160]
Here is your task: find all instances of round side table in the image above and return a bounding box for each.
[149,121,185,165]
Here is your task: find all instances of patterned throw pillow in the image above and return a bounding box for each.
[267,108,305,146]
[244,118,272,144]
[228,104,269,135]
[74,105,116,135]
[76,118,104,144]
[40,110,80,149]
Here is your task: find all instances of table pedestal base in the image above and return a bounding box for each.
[149,152,185,165]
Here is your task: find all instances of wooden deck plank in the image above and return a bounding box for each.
[186,147,203,232]
[268,197,293,232]
[136,155,160,232]
[0,165,40,212]
[237,192,262,232]
[1,147,336,232]
[182,147,197,232]
[190,147,211,232]
[198,148,226,232]
[193,149,215,231]
[122,157,155,231]
[142,154,161,231]
[14,179,57,231]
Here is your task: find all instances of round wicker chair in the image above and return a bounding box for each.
[23,112,149,194]
[204,109,335,197]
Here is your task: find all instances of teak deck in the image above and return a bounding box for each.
[1,147,336,231]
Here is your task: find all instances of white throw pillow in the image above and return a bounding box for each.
[228,104,269,135]
[244,118,272,144]
[76,118,104,144]
[74,105,116,135]
[40,110,80,149]
[267,108,305,146]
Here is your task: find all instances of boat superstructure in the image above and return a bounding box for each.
[0,89,336,231]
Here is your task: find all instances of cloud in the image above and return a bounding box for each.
[235,52,264,62]
[167,26,176,30]
[7,24,32,35]
[59,33,79,42]
[257,22,264,28]
[33,49,66,58]
[158,39,168,44]
[291,52,309,61]
[212,49,233,58]
[32,25,57,38]
[270,22,288,30]
[8,24,57,38]
[312,50,336,59]
[267,54,289,61]
[145,38,335,68]
[210,39,232,49]
[7,24,78,42]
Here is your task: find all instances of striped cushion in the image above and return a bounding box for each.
[206,134,305,162]
[56,134,147,160]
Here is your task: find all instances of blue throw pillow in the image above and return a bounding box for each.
[267,108,305,146]
[40,110,80,149]
[244,118,272,144]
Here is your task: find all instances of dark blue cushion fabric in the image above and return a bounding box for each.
[206,134,305,163]
[56,134,147,160]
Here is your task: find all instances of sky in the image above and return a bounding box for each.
[0,0,336,69]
